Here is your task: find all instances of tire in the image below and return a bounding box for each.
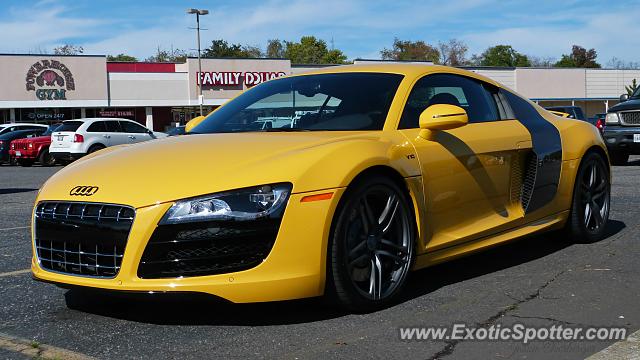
[326,175,415,312]
[87,144,105,154]
[18,159,34,167]
[565,152,611,243]
[609,152,628,166]
[38,148,56,167]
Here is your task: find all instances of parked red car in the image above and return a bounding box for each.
[9,124,61,166]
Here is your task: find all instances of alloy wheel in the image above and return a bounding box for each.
[343,185,413,301]
[580,159,609,232]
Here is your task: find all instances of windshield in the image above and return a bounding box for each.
[57,121,83,132]
[43,124,62,136]
[632,87,640,99]
[191,73,404,134]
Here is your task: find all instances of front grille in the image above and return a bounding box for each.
[620,111,640,126]
[34,202,135,278]
[138,219,281,279]
[14,142,28,150]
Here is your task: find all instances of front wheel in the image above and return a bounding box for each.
[565,152,611,243]
[38,148,56,166]
[327,176,415,312]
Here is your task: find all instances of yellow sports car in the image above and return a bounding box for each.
[32,65,610,311]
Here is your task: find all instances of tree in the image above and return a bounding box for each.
[476,45,531,67]
[626,79,639,97]
[529,56,556,68]
[606,57,640,69]
[380,38,440,63]
[438,39,468,66]
[107,54,138,62]
[555,45,600,68]
[284,36,347,64]
[203,39,262,58]
[53,44,84,55]
[266,39,285,58]
[145,46,188,62]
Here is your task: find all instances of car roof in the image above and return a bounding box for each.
[0,123,47,127]
[71,118,135,123]
[0,128,44,139]
[293,64,507,90]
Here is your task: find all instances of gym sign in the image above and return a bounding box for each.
[25,59,76,100]
[197,71,287,87]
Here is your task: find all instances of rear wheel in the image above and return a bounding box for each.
[609,152,628,166]
[327,176,415,312]
[38,148,56,166]
[87,144,105,154]
[565,152,610,243]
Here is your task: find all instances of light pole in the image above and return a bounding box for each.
[187,8,209,117]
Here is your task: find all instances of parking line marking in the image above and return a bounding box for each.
[0,332,96,360]
[0,269,31,278]
[0,226,29,231]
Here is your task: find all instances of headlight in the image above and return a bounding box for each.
[605,112,620,125]
[159,183,292,224]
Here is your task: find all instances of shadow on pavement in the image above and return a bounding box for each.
[63,219,626,326]
[0,188,38,195]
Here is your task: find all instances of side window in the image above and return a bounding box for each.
[86,121,106,133]
[484,84,516,120]
[120,121,147,133]
[105,121,122,132]
[399,74,499,129]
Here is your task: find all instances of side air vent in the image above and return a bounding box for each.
[521,153,538,213]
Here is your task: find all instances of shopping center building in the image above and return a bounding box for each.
[1,54,638,130]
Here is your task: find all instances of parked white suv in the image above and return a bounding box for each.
[49,118,167,162]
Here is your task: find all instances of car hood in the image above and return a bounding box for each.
[12,135,51,144]
[609,99,640,112]
[38,131,385,208]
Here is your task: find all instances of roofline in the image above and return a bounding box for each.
[0,53,106,58]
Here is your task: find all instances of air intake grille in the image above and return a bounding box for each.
[138,219,281,279]
[34,202,135,278]
[521,153,538,213]
[620,111,640,125]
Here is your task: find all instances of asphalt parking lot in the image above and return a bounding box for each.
[1,160,640,360]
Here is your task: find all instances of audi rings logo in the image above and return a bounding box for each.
[69,186,99,196]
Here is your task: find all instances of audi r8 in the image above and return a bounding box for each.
[32,64,610,311]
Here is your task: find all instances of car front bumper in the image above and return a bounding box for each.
[31,188,345,303]
[10,149,38,160]
[603,126,640,153]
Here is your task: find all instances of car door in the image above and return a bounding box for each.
[85,121,114,147]
[103,120,128,146]
[119,120,153,144]
[398,73,532,251]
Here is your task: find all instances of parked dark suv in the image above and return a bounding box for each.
[604,89,640,165]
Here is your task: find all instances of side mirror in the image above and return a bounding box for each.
[185,115,206,133]
[418,104,468,139]
[620,94,629,102]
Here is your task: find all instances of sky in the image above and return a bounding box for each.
[1,0,639,65]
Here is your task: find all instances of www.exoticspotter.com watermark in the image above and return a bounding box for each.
[399,324,627,344]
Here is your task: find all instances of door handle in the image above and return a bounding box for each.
[128,135,136,139]
[103,134,111,139]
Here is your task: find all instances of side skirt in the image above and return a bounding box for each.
[412,210,569,270]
